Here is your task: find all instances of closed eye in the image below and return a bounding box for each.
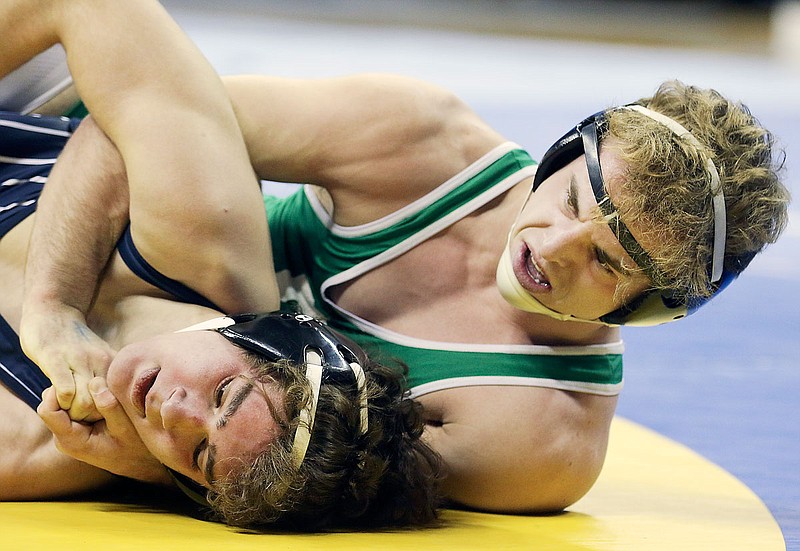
[566,176,580,216]
[595,248,615,274]
[192,437,216,486]
[595,246,632,279]
[192,438,207,471]
[188,377,234,480]
[215,377,234,408]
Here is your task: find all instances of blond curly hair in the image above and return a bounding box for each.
[605,80,790,299]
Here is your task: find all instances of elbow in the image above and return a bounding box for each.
[443,442,608,514]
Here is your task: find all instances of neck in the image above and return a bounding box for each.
[89,295,222,350]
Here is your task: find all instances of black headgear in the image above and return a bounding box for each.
[168,311,368,506]
[531,106,740,326]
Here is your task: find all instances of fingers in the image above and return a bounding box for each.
[50,344,114,422]
[45,365,77,412]
[88,377,117,410]
[68,371,102,423]
[89,377,137,438]
[40,379,168,484]
[37,386,91,450]
[20,310,116,419]
[37,386,71,433]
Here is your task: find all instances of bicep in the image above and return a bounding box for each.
[225,74,504,218]
[41,1,279,313]
[114,73,278,313]
[423,386,617,513]
[124,119,279,313]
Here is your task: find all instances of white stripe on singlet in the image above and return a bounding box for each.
[0,118,71,137]
[0,155,58,165]
[0,360,41,404]
[2,176,48,187]
[0,199,37,213]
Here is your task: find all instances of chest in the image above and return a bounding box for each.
[330,219,535,344]
[89,253,218,348]
[327,224,613,347]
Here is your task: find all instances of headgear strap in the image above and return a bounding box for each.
[290,347,369,469]
[620,105,726,282]
[170,312,370,505]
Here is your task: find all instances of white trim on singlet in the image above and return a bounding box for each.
[315,144,540,351]
[0,199,37,213]
[0,118,71,137]
[276,142,625,396]
[0,155,58,165]
[305,142,525,237]
[0,360,41,404]
[2,176,48,187]
[409,376,624,399]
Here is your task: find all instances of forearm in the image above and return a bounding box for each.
[19,116,128,419]
[0,399,115,500]
[1,1,227,129]
[0,437,116,500]
[22,115,128,317]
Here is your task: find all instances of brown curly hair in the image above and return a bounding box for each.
[206,351,442,531]
[604,80,790,299]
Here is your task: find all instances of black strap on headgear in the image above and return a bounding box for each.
[166,311,368,506]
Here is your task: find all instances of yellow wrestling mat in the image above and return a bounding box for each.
[1,417,785,551]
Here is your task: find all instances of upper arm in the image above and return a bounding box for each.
[48,2,279,313]
[225,73,506,223]
[421,386,617,512]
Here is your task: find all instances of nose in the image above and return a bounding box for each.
[160,387,206,435]
[540,217,594,268]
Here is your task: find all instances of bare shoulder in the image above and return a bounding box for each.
[225,73,506,223]
[333,74,505,171]
[420,385,617,512]
[322,74,509,222]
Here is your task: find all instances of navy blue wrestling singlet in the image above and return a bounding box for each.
[0,111,80,408]
[1,111,222,409]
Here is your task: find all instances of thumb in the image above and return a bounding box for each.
[88,377,118,411]
[37,387,74,435]
[89,377,137,438]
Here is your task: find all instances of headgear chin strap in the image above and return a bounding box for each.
[496,235,605,324]
[497,103,735,326]
[169,311,369,505]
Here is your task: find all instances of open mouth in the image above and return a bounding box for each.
[131,367,160,417]
[513,243,551,292]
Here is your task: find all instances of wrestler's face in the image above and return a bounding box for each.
[106,331,284,488]
[505,143,651,320]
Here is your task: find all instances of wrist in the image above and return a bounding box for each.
[21,291,87,320]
